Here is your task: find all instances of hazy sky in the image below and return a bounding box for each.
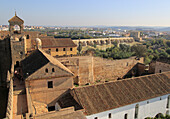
[1,0,170,26]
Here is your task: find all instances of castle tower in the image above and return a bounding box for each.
[8,12,24,35]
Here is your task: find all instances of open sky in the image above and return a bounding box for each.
[1,0,170,26]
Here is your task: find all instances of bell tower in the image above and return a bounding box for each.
[8,12,24,35]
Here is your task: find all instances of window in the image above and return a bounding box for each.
[159,70,162,73]
[48,81,53,88]
[45,68,48,73]
[19,51,23,55]
[26,35,29,39]
[124,113,128,119]
[127,62,128,66]
[167,95,170,108]
[70,48,72,51]
[63,48,66,51]
[48,106,55,111]
[16,61,19,67]
[52,68,55,72]
[134,104,139,119]
[108,113,112,118]
[94,117,98,119]
[56,48,58,52]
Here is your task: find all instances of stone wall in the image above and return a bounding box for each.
[0,37,12,85]
[35,107,74,119]
[43,47,77,57]
[58,56,144,85]
[10,39,26,66]
[27,77,73,106]
[73,37,134,46]
[5,73,13,119]
[149,61,170,74]
[93,57,142,82]
[155,61,170,73]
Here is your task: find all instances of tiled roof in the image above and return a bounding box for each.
[8,15,24,23]
[68,72,170,115]
[21,49,73,79]
[31,37,77,49]
[40,37,77,48]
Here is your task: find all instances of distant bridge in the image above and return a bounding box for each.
[72,37,134,46]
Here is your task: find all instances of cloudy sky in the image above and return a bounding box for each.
[1,0,170,26]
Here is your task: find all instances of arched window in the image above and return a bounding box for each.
[159,70,162,73]
[70,48,72,51]
[15,61,19,67]
[26,35,29,39]
[108,113,111,118]
[13,24,21,34]
[56,48,58,52]
[94,117,98,119]
[155,113,163,118]
[45,68,48,73]
[63,48,66,51]
[134,104,139,119]
[167,95,170,108]
[125,113,128,119]
[52,68,55,72]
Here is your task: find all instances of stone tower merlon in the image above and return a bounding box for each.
[8,12,24,35]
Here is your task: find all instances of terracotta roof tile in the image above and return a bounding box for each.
[8,15,24,23]
[39,37,76,48]
[21,49,73,79]
[69,72,170,115]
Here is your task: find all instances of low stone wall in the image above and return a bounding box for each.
[25,85,34,118]
[5,77,13,119]
[149,61,170,74]
[35,107,74,119]
[155,61,170,73]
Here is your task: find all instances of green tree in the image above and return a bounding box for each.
[166,41,170,47]
[144,56,151,64]
[166,48,170,55]
[132,45,147,58]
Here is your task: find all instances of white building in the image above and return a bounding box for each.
[58,71,170,119]
[87,94,169,119]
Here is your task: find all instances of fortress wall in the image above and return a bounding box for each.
[58,56,143,85]
[93,57,139,82]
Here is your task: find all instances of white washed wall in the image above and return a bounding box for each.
[86,94,170,119]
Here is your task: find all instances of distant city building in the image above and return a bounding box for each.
[130,31,142,41]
